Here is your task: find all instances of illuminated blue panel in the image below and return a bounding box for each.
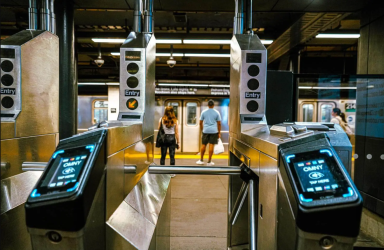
[286,155,295,163]
[30,189,41,197]
[67,182,79,192]
[52,150,65,159]
[300,194,313,202]
[86,145,95,153]
[343,187,354,198]
[320,149,333,157]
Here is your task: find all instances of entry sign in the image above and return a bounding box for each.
[125,90,140,97]
[245,92,261,99]
[127,98,138,110]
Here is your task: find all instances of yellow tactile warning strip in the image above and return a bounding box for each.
[154,154,228,159]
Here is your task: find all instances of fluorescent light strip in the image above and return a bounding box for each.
[156,53,184,57]
[78,82,119,86]
[261,40,273,45]
[156,39,182,44]
[209,85,230,88]
[316,34,360,39]
[183,39,231,44]
[92,38,125,43]
[158,83,208,87]
[185,53,230,58]
[111,52,120,56]
[299,86,357,89]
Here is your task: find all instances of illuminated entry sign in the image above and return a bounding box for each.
[245,92,261,98]
[1,88,16,95]
[125,90,140,96]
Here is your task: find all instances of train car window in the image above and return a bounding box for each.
[167,102,179,120]
[320,104,333,122]
[93,100,108,124]
[302,104,314,122]
[186,102,198,125]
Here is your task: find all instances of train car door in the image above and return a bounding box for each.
[165,100,182,152]
[298,101,317,122]
[182,101,201,153]
[317,101,336,122]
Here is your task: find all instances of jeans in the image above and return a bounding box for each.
[160,134,176,165]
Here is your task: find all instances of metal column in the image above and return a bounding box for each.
[56,0,77,139]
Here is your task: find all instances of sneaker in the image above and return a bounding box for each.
[170,174,176,178]
[207,161,215,166]
[196,160,204,165]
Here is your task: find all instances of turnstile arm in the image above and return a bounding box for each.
[148,165,242,175]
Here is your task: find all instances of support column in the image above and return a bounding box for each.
[56,0,77,139]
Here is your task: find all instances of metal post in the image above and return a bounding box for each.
[56,0,77,139]
[248,179,257,250]
[235,0,244,34]
[28,0,38,30]
[50,0,55,34]
[148,166,241,175]
[143,0,153,33]
[229,181,249,225]
[124,165,137,174]
[40,0,50,31]
[246,0,253,34]
[133,0,142,33]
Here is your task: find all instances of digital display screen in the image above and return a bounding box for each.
[285,149,355,203]
[48,155,88,189]
[293,158,338,193]
[30,146,93,199]
[246,53,262,63]
[125,51,141,61]
[1,48,15,59]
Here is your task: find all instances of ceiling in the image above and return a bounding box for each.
[1,0,377,83]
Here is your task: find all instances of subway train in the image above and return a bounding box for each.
[78,95,356,154]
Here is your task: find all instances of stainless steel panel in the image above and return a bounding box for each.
[0,133,58,179]
[1,122,15,139]
[156,180,171,250]
[233,138,260,175]
[106,149,125,220]
[16,31,59,137]
[229,36,242,138]
[1,171,42,214]
[29,228,85,250]
[124,136,153,196]
[106,123,142,156]
[296,230,356,250]
[124,172,171,225]
[258,153,278,250]
[107,201,156,250]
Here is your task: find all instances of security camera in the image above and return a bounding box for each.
[167,56,176,68]
[94,56,104,67]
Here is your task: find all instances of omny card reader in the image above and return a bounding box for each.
[25,129,107,246]
[278,133,362,249]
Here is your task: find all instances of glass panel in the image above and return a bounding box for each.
[166,102,179,119]
[94,108,108,124]
[302,104,313,122]
[94,100,108,108]
[186,102,197,125]
[320,104,333,122]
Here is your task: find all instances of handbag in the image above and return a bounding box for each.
[214,138,225,155]
[156,118,165,148]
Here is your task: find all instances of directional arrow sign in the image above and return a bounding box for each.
[127,98,138,110]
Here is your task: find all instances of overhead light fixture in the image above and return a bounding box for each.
[111,52,120,56]
[298,86,357,89]
[208,85,230,88]
[316,34,360,39]
[184,53,230,58]
[156,53,184,57]
[78,82,119,86]
[156,39,182,44]
[261,40,273,45]
[158,83,209,87]
[183,39,231,44]
[92,38,125,43]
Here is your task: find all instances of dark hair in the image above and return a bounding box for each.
[333,108,347,123]
[208,100,214,107]
[163,106,177,128]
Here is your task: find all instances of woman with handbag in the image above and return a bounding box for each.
[158,106,179,170]
[331,108,353,139]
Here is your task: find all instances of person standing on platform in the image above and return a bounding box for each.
[331,108,353,139]
[196,100,221,166]
[159,107,180,176]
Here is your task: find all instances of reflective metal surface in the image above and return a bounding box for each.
[1,122,15,140]
[1,133,58,179]
[22,162,47,171]
[107,171,171,250]
[106,123,142,156]
[149,166,242,175]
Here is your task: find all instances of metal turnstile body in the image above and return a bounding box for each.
[1,30,59,250]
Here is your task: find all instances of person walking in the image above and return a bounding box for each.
[158,107,180,173]
[331,108,353,138]
[196,100,221,166]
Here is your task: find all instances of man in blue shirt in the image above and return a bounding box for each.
[197,100,221,166]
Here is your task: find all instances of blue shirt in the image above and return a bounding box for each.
[200,108,221,134]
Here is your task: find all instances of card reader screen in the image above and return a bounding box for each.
[285,149,354,202]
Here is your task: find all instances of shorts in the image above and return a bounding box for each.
[202,133,219,145]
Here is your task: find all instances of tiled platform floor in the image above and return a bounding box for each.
[155,156,229,250]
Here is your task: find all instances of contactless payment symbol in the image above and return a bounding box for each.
[63,167,76,175]
[127,98,138,110]
[309,172,324,179]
